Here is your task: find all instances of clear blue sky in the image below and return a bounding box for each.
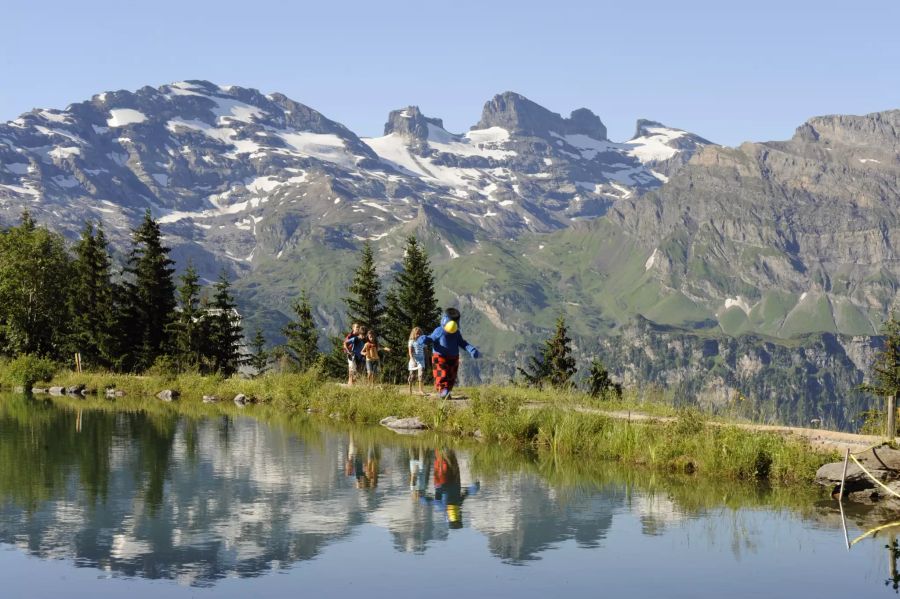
[2,0,898,146]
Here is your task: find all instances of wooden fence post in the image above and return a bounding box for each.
[888,394,897,442]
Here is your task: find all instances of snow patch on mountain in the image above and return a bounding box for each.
[107,109,147,127]
[625,126,686,163]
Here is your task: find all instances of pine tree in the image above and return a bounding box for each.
[247,328,269,376]
[121,210,176,371]
[69,222,117,368]
[282,289,320,371]
[345,242,384,333]
[204,271,244,376]
[863,312,900,434]
[867,313,900,397]
[382,236,442,382]
[587,357,622,398]
[518,315,577,388]
[0,211,72,358]
[170,263,206,371]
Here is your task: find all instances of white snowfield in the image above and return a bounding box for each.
[625,126,688,163]
[106,109,147,127]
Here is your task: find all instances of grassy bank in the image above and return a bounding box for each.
[0,364,836,485]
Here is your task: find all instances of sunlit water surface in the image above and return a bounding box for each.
[0,394,896,598]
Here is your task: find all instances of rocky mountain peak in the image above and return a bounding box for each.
[632,119,668,138]
[567,107,607,140]
[793,109,900,150]
[475,92,607,140]
[383,106,446,140]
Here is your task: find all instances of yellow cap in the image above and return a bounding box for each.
[443,320,458,334]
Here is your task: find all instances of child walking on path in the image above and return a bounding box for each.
[407,326,425,395]
[417,308,480,399]
[362,330,389,386]
[344,324,367,386]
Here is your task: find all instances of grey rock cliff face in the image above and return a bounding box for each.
[476,91,607,139]
[607,108,900,337]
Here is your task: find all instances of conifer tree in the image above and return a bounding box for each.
[121,210,176,371]
[867,313,900,397]
[282,289,320,371]
[587,357,622,398]
[170,263,206,371]
[518,315,577,388]
[345,242,384,333]
[382,236,442,382]
[204,271,244,376]
[247,328,269,376]
[323,335,351,380]
[0,211,72,358]
[863,312,900,434]
[69,222,117,368]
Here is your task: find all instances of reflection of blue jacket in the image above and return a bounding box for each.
[418,314,480,358]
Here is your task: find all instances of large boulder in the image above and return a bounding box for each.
[48,386,65,396]
[65,385,85,396]
[815,444,900,498]
[202,395,220,404]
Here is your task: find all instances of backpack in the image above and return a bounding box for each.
[343,333,354,355]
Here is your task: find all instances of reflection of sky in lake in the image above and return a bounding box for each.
[0,397,897,598]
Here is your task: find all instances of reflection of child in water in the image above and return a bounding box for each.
[424,448,479,529]
[345,436,379,489]
[409,447,431,500]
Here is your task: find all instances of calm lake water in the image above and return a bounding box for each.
[0,393,898,598]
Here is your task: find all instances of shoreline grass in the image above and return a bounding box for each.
[0,365,838,486]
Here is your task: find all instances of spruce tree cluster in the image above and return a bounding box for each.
[0,211,246,375]
[338,236,442,382]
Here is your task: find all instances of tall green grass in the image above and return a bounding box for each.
[0,363,836,485]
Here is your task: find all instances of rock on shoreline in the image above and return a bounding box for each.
[379,416,427,431]
[815,444,900,502]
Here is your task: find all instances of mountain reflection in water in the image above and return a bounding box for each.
[0,395,895,597]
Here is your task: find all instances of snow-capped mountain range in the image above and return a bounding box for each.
[0,80,710,270]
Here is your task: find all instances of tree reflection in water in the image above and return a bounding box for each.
[0,393,886,590]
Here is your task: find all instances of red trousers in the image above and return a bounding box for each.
[432,354,459,392]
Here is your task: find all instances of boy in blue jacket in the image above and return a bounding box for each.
[418,308,480,398]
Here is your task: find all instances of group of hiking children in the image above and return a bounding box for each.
[343,307,480,399]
